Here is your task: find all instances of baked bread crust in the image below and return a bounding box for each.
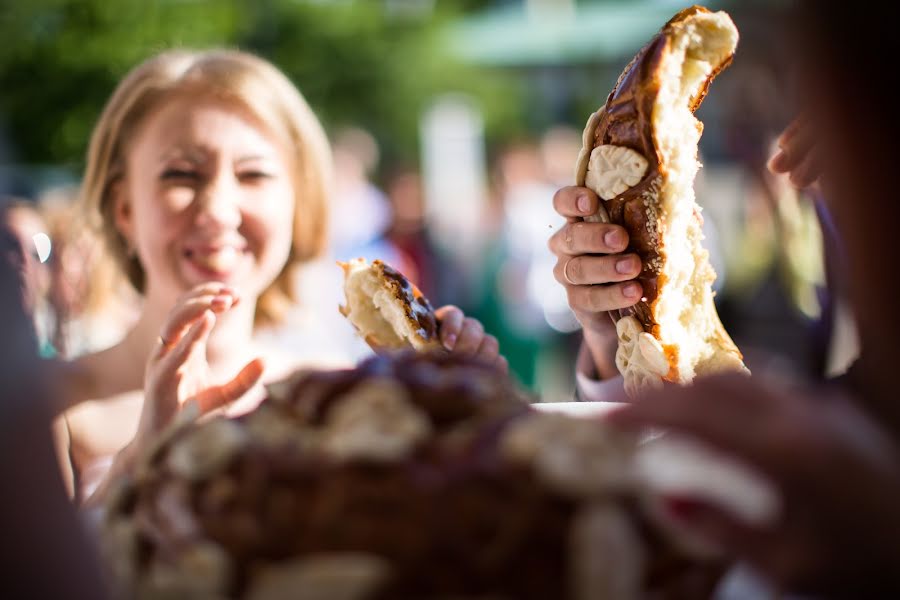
[574,6,747,393]
[339,258,442,352]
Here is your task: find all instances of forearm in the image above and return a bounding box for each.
[81,441,139,511]
[580,327,620,381]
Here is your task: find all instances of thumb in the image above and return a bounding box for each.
[193,357,265,415]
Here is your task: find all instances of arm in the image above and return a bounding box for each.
[81,441,139,510]
[51,415,75,499]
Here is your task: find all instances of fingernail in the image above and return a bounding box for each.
[605,229,624,248]
[623,282,641,298]
[768,151,788,172]
[443,334,457,350]
[577,194,591,214]
[616,257,635,274]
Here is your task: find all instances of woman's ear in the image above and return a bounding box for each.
[110,179,135,252]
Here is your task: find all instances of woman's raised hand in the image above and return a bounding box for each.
[136,283,264,445]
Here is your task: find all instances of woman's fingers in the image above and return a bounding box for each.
[194,358,265,414]
[549,221,629,257]
[435,305,506,371]
[453,318,485,355]
[155,291,238,358]
[435,305,464,350]
[476,334,500,360]
[553,186,601,219]
[159,309,216,374]
[176,282,235,303]
[554,253,641,286]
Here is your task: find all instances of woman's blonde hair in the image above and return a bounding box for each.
[80,49,332,326]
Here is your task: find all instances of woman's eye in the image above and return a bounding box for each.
[161,169,199,181]
[238,171,274,182]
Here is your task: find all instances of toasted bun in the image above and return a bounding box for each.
[574,6,747,395]
[339,258,442,352]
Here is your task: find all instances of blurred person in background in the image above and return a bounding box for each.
[474,138,566,392]
[0,196,55,357]
[40,187,139,359]
[328,125,404,268]
[55,49,505,507]
[384,165,444,298]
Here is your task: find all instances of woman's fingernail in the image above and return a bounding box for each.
[616,257,635,274]
[577,194,591,214]
[443,334,457,350]
[605,229,624,248]
[623,283,641,298]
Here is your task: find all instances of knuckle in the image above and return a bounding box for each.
[588,285,613,312]
[548,228,563,255]
[567,256,583,282]
[563,223,577,253]
[553,260,565,283]
[552,186,571,210]
[586,224,604,251]
[566,286,585,309]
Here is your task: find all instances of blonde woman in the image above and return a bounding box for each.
[56,50,504,506]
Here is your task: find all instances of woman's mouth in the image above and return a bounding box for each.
[183,245,245,277]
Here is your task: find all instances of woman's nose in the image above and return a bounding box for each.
[194,174,242,231]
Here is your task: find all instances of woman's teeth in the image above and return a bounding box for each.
[190,247,240,273]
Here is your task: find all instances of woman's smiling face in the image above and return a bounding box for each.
[114,93,296,304]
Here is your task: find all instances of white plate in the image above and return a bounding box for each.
[531,401,623,417]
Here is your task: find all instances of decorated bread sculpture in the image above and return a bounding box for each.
[101,353,713,599]
[574,5,747,396]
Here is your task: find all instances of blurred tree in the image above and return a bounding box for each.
[0,0,521,172]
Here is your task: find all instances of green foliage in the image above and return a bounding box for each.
[0,0,522,172]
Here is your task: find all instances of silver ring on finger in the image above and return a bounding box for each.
[563,257,577,285]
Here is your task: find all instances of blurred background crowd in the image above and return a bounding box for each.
[1,0,832,402]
